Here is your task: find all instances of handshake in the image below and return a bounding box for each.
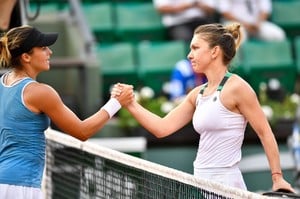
[111,83,135,107]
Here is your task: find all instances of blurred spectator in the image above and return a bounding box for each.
[218,0,286,42]
[153,0,218,42]
[168,59,206,101]
[0,0,17,33]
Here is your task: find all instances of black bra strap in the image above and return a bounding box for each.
[217,71,232,91]
[199,71,232,94]
[199,83,207,95]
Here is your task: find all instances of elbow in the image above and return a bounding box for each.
[156,134,164,138]
[60,122,91,141]
[79,136,89,142]
[72,131,89,142]
[154,129,171,138]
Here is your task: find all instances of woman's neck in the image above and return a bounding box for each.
[4,69,30,86]
[12,69,30,77]
[205,68,228,88]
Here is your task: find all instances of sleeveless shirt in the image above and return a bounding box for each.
[0,74,50,188]
[192,72,247,169]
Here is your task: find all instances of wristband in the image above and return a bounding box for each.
[101,98,121,118]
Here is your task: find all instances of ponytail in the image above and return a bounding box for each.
[0,34,11,68]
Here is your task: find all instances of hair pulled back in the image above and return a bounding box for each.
[194,23,242,65]
[0,25,33,68]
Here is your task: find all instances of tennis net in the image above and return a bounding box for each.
[44,128,270,199]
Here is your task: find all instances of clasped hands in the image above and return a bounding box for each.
[111,83,135,107]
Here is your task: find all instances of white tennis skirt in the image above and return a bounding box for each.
[194,164,247,190]
[0,184,43,199]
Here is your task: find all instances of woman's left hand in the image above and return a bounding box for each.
[272,177,295,193]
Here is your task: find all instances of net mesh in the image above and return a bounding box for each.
[44,128,270,199]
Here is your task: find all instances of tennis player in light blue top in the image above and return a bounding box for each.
[0,77,50,188]
[0,25,134,198]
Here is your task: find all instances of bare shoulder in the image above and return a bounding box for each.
[221,74,257,113]
[24,82,59,99]
[226,74,256,96]
[23,82,62,113]
[185,84,204,105]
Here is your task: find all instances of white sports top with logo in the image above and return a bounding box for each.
[192,72,248,189]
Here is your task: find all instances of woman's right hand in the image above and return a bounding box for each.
[111,83,134,107]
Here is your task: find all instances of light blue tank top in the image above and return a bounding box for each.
[0,74,50,188]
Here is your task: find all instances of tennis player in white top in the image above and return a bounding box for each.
[112,23,294,192]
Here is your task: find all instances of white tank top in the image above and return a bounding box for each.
[192,78,247,169]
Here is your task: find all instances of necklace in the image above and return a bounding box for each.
[4,71,30,86]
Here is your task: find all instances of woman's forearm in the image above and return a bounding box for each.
[126,101,172,138]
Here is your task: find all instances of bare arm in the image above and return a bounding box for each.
[258,11,269,22]
[196,2,216,15]
[124,85,199,138]
[0,0,17,30]
[222,11,259,34]
[231,77,294,192]
[24,82,134,141]
[156,3,194,14]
